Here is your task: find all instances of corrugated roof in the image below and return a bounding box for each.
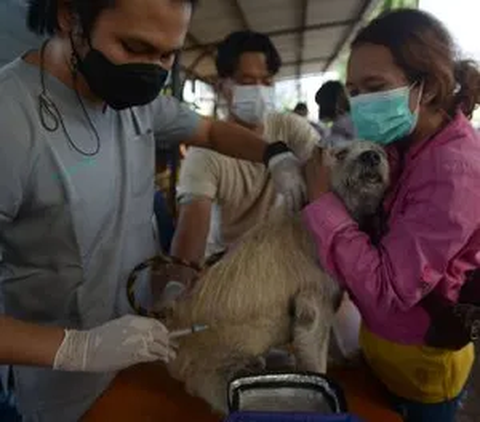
[181,0,380,83]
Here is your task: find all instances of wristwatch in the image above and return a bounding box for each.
[262,141,292,166]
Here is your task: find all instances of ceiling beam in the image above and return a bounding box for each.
[296,0,309,98]
[180,64,212,86]
[232,0,250,29]
[285,56,330,68]
[183,19,356,53]
[184,31,218,87]
[186,48,215,73]
[322,0,378,72]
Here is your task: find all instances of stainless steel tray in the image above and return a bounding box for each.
[227,372,347,414]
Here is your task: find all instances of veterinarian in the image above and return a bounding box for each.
[303,8,480,422]
[315,80,355,147]
[0,0,309,420]
[170,30,320,267]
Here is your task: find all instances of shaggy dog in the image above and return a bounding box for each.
[162,141,390,413]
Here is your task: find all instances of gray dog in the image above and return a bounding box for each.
[163,141,390,413]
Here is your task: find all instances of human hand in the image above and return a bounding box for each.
[268,151,306,213]
[52,315,176,373]
[304,148,331,202]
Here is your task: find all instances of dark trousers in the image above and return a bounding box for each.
[387,389,464,422]
[0,382,20,421]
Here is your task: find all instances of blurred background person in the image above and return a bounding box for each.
[315,80,356,147]
[293,101,328,138]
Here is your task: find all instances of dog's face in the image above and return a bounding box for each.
[325,141,390,218]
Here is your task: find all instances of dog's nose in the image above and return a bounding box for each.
[359,150,381,166]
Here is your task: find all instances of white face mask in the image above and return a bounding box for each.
[230,85,275,125]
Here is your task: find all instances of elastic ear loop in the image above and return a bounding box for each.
[406,81,424,138]
[411,80,424,111]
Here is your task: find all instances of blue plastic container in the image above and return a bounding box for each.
[225,411,364,422]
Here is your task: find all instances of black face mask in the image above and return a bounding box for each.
[76,48,169,110]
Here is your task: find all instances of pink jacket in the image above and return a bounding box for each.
[302,113,480,345]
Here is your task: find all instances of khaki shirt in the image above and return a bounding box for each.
[177,112,320,258]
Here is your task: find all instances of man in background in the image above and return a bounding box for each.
[293,101,328,138]
[315,80,355,147]
[292,102,309,118]
[171,30,321,272]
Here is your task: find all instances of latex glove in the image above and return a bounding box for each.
[268,151,306,214]
[53,315,176,373]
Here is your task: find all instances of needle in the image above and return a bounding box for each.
[169,324,209,339]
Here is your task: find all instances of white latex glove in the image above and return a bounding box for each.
[53,315,176,373]
[268,151,306,214]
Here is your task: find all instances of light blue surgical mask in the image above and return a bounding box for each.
[350,83,422,145]
[230,85,275,125]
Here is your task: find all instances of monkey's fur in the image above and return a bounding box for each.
[163,141,390,413]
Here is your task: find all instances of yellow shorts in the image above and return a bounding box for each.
[360,324,474,403]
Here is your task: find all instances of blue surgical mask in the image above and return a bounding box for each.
[350,84,422,145]
[230,85,275,125]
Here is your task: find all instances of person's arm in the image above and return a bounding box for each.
[153,96,307,212]
[0,100,60,367]
[185,118,268,163]
[171,198,213,265]
[0,100,175,372]
[0,315,175,372]
[302,155,480,317]
[277,113,321,162]
[0,316,64,366]
[170,148,217,267]
[190,117,308,212]
[154,96,283,163]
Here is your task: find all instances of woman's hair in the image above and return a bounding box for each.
[315,80,350,121]
[351,8,480,119]
[27,0,198,37]
[215,30,282,78]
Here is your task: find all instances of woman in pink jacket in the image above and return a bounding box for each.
[303,8,480,422]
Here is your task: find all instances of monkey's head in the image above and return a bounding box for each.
[325,141,390,221]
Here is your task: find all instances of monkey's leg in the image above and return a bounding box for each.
[185,351,267,414]
[292,290,335,374]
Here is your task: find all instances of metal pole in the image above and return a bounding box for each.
[169,53,183,218]
[172,52,183,101]
[296,78,301,103]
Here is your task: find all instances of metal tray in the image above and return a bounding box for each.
[227,372,347,414]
